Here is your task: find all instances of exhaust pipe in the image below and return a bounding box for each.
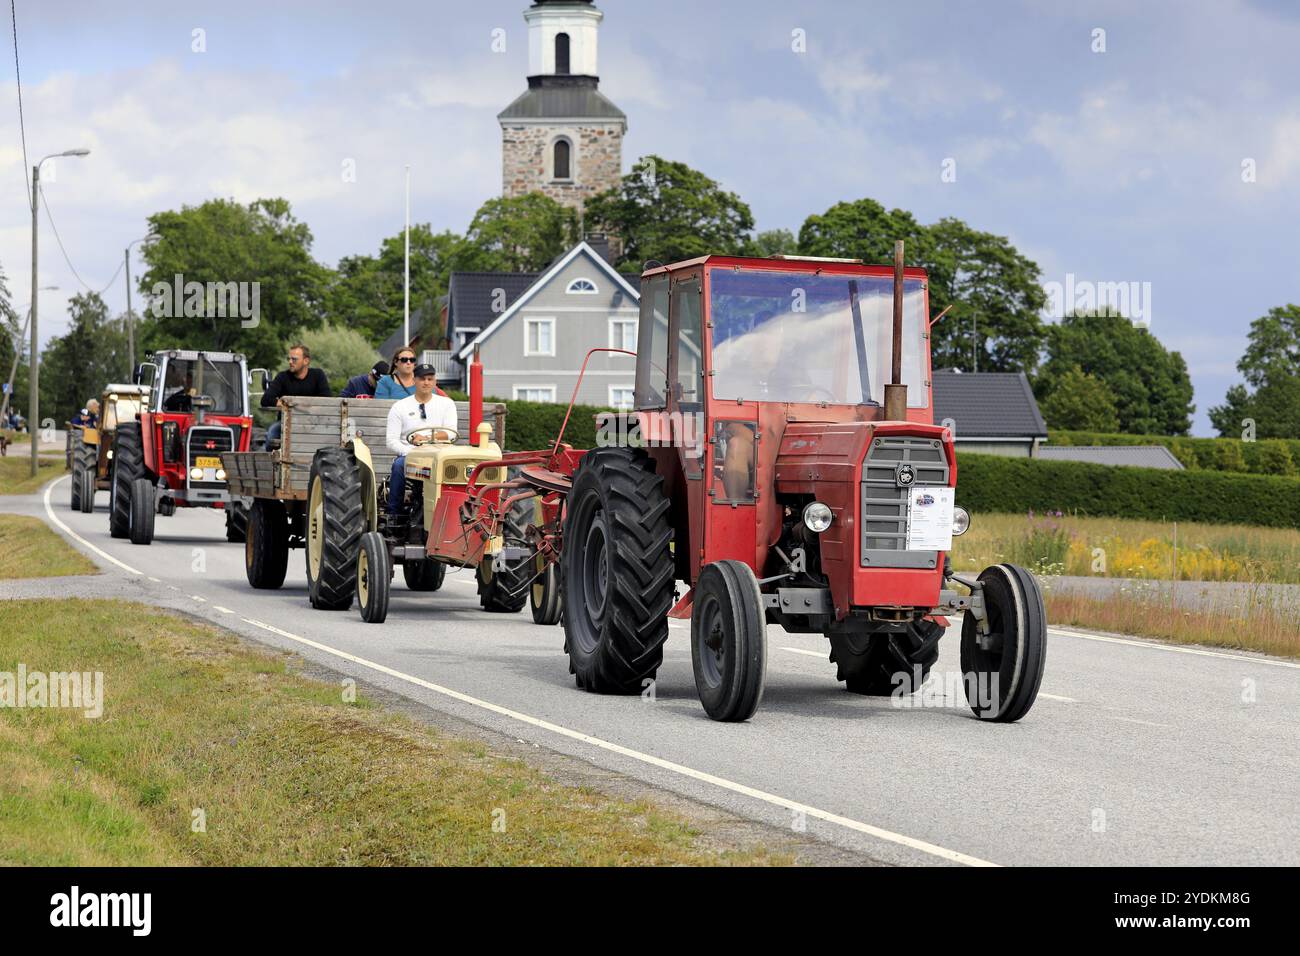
[883,240,908,421]
[469,345,484,444]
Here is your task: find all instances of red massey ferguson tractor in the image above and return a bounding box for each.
[108,349,255,545]
[473,245,1047,723]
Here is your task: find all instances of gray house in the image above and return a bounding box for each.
[931,369,1048,457]
[455,240,641,407]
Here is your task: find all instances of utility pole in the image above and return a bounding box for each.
[403,164,411,349]
[971,314,978,374]
[29,163,39,474]
[124,246,135,373]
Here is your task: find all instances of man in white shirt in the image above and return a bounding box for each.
[385,363,458,515]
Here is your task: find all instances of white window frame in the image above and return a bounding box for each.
[567,277,599,295]
[523,316,556,357]
[608,385,635,410]
[513,385,557,403]
[608,316,637,350]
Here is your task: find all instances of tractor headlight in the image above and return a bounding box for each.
[215,468,227,481]
[802,501,833,533]
[190,466,203,480]
[952,506,970,536]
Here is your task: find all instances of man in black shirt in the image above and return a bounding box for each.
[262,344,332,449]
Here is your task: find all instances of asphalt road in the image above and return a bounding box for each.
[8,475,1300,866]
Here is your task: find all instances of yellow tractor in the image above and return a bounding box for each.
[69,384,150,514]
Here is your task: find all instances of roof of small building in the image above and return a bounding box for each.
[447,272,540,339]
[1037,444,1186,470]
[932,369,1048,440]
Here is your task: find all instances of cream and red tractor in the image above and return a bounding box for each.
[485,245,1047,722]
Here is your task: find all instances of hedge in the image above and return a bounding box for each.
[1048,429,1300,477]
[955,453,1300,529]
[450,392,611,453]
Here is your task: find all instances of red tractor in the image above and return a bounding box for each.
[109,349,255,544]
[473,245,1046,723]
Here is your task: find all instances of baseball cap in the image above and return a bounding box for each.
[371,360,390,376]
[413,363,437,378]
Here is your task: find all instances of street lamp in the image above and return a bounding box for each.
[124,233,158,373]
[30,148,90,475]
[0,285,57,428]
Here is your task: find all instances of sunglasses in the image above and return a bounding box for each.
[396,356,416,363]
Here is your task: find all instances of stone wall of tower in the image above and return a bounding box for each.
[501,122,624,216]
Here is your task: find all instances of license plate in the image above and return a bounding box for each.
[194,456,222,469]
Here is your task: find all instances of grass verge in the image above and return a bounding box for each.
[0,456,65,495]
[0,599,786,866]
[0,515,97,579]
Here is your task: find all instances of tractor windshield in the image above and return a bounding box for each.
[709,268,928,407]
[158,358,245,415]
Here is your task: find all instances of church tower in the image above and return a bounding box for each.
[498,0,626,217]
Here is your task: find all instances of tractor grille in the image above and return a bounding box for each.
[187,426,235,486]
[861,436,950,569]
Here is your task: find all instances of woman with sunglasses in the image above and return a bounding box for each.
[376,347,448,399]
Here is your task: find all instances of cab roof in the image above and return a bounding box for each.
[640,254,929,281]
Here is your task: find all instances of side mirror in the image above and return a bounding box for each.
[134,362,158,389]
[249,368,269,393]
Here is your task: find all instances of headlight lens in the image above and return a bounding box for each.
[215,468,227,481]
[803,501,833,533]
[190,466,203,480]
[952,506,970,536]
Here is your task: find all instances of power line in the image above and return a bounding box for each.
[39,183,123,297]
[9,0,30,208]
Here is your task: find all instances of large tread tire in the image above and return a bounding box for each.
[691,560,767,722]
[225,500,249,543]
[78,468,95,514]
[560,447,674,694]
[477,497,530,613]
[69,464,82,512]
[246,498,289,589]
[129,477,156,545]
[358,531,391,624]
[110,423,144,540]
[961,563,1047,722]
[306,447,363,611]
[403,558,445,592]
[829,619,944,696]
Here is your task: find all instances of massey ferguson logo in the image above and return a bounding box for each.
[204,440,216,449]
[896,464,916,487]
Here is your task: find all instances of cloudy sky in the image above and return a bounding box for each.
[3,0,1298,434]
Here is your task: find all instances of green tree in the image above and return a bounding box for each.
[1039,365,1120,431]
[749,228,796,257]
[796,199,1048,373]
[1212,439,1247,472]
[39,293,131,423]
[136,198,331,370]
[293,323,380,394]
[1255,440,1297,477]
[1035,310,1194,435]
[1208,305,1300,439]
[457,193,578,273]
[585,155,755,268]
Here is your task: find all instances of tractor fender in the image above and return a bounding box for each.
[82,427,100,446]
[350,436,379,532]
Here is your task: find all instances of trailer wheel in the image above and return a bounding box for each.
[128,477,156,545]
[358,531,391,624]
[225,500,249,543]
[530,559,562,626]
[78,468,95,514]
[961,563,1046,722]
[561,447,674,694]
[246,498,289,589]
[691,560,767,722]
[109,422,144,539]
[306,447,363,610]
[402,558,445,592]
[829,619,943,696]
[477,497,529,613]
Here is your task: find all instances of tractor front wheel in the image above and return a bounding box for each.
[357,531,391,624]
[109,422,144,539]
[561,447,674,694]
[530,558,562,626]
[128,477,156,545]
[225,500,249,543]
[306,447,363,611]
[477,497,530,613]
[828,619,943,696]
[960,563,1047,722]
[78,468,95,514]
[403,558,445,592]
[246,498,289,589]
[691,560,767,722]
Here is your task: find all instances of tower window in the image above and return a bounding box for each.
[555,32,570,74]
[553,138,571,180]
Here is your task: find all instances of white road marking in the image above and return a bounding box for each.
[213,606,234,614]
[148,576,161,583]
[1047,626,1300,670]
[234,615,996,867]
[1037,692,1078,703]
[42,478,142,576]
[191,595,206,603]
[782,646,825,658]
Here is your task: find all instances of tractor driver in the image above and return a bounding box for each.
[384,362,458,516]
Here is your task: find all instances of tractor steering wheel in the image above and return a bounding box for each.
[789,383,839,404]
[405,425,458,446]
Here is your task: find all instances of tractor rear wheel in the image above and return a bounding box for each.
[960,563,1047,722]
[560,447,674,694]
[129,477,156,545]
[829,619,943,696]
[477,497,529,613]
[403,558,445,591]
[306,447,364,611]
[530,558,562,625]
[357,531,391,624]
[225,500,249,543]
[691,560,767,722]
[109,422,144,539]
[78,468,95,514]
[245,498,289,589]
